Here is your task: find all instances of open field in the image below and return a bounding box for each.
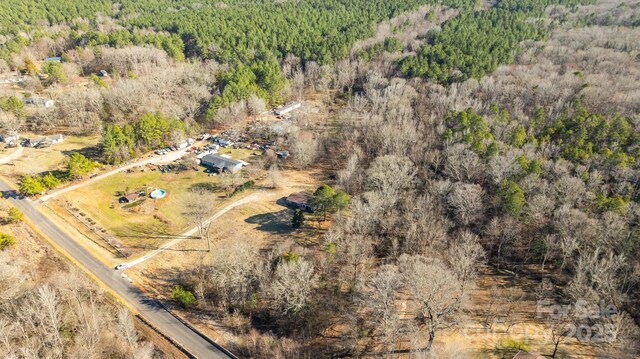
[1,134,100,182]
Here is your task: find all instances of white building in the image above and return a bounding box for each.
[274,102,301,116]
[28,134,64,148]
[0,132,20,143]
[23,97,55,108]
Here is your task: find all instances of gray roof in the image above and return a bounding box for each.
[200,154,243,170]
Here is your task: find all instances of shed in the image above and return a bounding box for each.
[274,102,301,116]
[200,154,244,173]
[285,192,313,212]
[119,193,139,203]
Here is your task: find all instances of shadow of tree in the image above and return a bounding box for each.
[62,145,102,162]
[245,209,292,234]
[189,182,221,193]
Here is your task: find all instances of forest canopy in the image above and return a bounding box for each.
[399,0,597,83]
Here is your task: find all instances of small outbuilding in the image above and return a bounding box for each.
[285,192,313,212]
[23,97,55,108]
[274,102,301,116]
[119,193,139,204]
[200,154,244,173]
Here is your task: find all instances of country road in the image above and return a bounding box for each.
[0,177,235,359]
[125,192,263,268]
[40,149,189,202]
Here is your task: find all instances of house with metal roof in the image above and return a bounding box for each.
[200,154,244,173]
[28,134,64,148]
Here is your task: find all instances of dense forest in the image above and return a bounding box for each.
[0,0,639,357]
[399,0,598,83]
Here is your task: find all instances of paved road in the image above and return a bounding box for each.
[125,192,263,268]
[0,178,235,359]
[40,149,190,202]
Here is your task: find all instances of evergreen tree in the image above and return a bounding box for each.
[292,209,305,229]
[501,180,526,217]
[40,172,61,189]
[67,152,98,179]
[19,175,45,196]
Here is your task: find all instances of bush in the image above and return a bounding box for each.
[0,232,16,250]
[171,285,198,308]
[7,207,24,223]
[231,180,255,197]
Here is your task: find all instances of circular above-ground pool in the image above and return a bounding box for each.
[149,189,167,199]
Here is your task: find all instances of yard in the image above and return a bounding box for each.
[1,134,100,182]
[53,147,261,251]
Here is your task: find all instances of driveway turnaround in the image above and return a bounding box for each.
[0,177,236,359]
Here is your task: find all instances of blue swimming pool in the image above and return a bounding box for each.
[149,189,167,199]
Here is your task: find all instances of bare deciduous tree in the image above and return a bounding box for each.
[288,129,318,167]
[268,258,317,316]
[448,230,485,292]
[400,255,465,352]
[447,182,484,226]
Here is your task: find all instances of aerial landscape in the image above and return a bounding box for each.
[0,0,639,358]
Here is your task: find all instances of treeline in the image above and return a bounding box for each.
[72,31,186,61]
[446,102,639,169]
[400,0,597,83]
[102,112,188,164]
[205,50,284,117]
[0,0,112,61]
[0,0,111,35]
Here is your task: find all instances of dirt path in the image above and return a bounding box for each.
[123,191,266,268]
[39,149,190,202]
[0,145,23,165]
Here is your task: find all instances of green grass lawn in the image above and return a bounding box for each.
[60,168,225,248]
[57,148,261,249]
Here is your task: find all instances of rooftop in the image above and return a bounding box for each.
[200,154,243,169]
